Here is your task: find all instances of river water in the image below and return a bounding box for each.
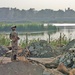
[19,30,74,42]
[4,23,75,42]
[19,23,75,42]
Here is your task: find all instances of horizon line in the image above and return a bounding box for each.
[0,7,75,11]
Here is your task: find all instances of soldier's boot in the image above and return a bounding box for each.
[11,55,17,61]
[11,55,14,61]
[14,55,17,60]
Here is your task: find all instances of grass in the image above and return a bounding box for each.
[0,34,10,46]
[19,39,27,48]
[0,22,57,32]
[0,33,69,48]
[50,39,69,47]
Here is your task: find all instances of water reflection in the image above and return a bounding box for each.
[19,28,75,42]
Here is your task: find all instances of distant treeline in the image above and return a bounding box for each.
[0,7,75,23]
[0,23,57,32]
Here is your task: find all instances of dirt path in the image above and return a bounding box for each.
[0,57,11,64]
[28,57,55,64]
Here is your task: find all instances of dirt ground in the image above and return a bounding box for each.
[0,57,65,75]
[0,57,44,75]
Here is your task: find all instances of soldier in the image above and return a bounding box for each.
[10,26,20,61]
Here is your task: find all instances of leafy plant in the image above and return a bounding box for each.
[0,34,10,46]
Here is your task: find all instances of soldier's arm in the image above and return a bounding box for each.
[15,32,20,41]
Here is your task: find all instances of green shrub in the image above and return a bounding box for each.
[0,34,10,46]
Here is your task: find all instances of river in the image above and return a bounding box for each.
[3,23,75,42]
[19,23,75,42]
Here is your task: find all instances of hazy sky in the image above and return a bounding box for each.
[0,0,75,10]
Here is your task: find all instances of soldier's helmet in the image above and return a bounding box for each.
[11,26,16,29]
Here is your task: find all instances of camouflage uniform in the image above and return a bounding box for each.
[10,26,19,61]
[59,48,75,68]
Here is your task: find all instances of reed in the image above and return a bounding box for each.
[0,34,10,46]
